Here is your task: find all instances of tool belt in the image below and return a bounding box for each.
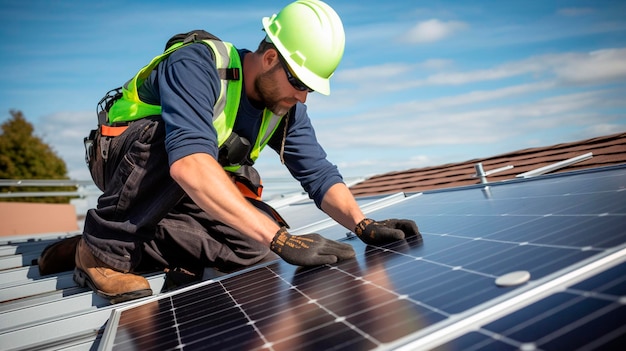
[83,88,131,190]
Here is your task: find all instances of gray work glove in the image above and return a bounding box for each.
[355,218,420,245]
[270,227,355,266]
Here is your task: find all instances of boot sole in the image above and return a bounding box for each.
[73,268,153,304]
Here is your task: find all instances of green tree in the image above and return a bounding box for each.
[0,110,74,203]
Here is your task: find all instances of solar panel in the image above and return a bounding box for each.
[100,166,626,350]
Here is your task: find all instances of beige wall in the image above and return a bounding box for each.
[0,202,78,236]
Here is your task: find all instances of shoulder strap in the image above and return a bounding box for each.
[164,30,221,51]
[164,30,239,81]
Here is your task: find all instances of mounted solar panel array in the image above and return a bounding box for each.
[100,166,626,350]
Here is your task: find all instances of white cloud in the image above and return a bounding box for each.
[581,123,626,137]
[399,81,557,112]
[335,154,435,178]
[433,48,626,87]
[337,59,454,84]
[557,8,594,17]
[325,47,626,102]
[404,19,468,44]
[425,66,530,85]
[316,86,625,151]
[337,62,416,82]
[421,59,455,70]
[551,48,626,84]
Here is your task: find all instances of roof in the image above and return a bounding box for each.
[2,132,626,350]
[349,131,626,197]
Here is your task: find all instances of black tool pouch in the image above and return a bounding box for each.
[84,127,105,191]
[218,132,253,168]
[85,87,123,191]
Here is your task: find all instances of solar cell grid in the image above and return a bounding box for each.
[433,260,626,351]
[104,167,626,350]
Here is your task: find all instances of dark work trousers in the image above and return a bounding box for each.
[82,116,271,274]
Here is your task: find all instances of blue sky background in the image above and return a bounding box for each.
[1,0,625,189]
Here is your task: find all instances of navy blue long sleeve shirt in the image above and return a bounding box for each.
[138,42,343,208]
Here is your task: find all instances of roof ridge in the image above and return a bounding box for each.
[350,131,626,196]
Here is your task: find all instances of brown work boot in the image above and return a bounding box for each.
[37,235,81,275]
[73,239,152,304]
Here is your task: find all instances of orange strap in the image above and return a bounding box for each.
[235,180,262,200]
[101,124,129,137]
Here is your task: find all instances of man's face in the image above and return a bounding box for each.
[254,54,309,116]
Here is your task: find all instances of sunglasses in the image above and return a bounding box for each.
[278,54,313,93]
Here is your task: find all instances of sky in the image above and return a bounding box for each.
[1,0,626,190]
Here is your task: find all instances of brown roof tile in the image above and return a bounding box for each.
[350,132,626,197]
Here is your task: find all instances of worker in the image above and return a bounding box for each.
[40,0,420,304]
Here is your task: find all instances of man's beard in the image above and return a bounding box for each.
[254,64,292,117]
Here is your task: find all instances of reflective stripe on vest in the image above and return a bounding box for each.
[107,39,283,171]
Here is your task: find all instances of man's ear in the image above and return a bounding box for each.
[262,48,280,69]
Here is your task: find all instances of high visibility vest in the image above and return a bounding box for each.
[107,39,283,172]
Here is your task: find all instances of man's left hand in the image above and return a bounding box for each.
[355,218,420,245]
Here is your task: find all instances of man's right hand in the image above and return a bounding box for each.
[270,227,355,266]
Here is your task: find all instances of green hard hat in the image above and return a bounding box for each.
[262,0,345,95]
